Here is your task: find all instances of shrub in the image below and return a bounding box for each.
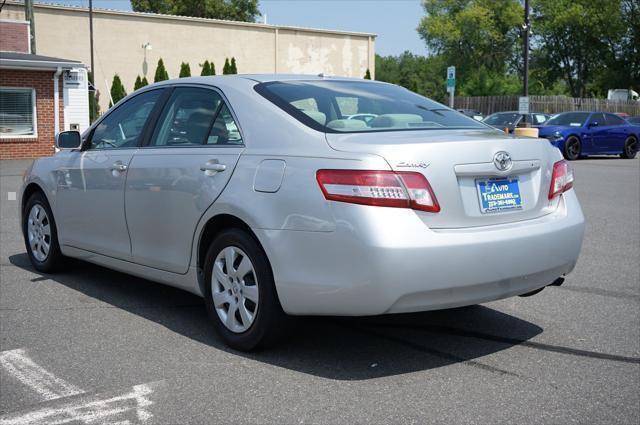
[154,58,169,82]
[109,74,127,108]
[179,62,191,78]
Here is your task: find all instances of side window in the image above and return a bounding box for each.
[149,88,223,147]
[589,113,606,126]
[89,90,163,149]
[534,114,547,125]
[206,104,243,145]
[605,114,625,126]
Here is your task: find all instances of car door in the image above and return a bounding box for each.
[585,113,607,152]
[604,113,628,151]
[124,86,244,274]
[54,89,166,259]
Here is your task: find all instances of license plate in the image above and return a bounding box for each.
[476,177,522,213]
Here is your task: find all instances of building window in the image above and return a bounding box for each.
[0,88,37,138]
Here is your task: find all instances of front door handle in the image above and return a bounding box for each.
[200,161,226,175]
[111,161,128,172]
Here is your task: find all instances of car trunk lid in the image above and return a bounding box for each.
[325,129,559,229]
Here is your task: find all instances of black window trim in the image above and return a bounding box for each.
[140,83,245,149]
[254,80,490,134]
[82,87,171,152]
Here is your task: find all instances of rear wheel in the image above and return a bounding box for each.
[620,136,638,159]
[203,228,288,351]
[22,192,66,273]
[563,136,581,160]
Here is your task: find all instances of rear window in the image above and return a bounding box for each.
[255,80,485,133]
[483,113,520,127]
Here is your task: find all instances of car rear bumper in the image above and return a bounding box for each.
[255,190,585,316]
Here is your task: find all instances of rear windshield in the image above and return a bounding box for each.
[483,113,520,126]
[255,80,486,133]
[546,112,590,127]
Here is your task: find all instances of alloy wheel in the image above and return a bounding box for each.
[27,204,51,262]
[211,246,259,333]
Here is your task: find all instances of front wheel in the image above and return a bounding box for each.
[203,228,288,351]
[620,136,638,159]
[23,192,66,273]
[563,136,581,160]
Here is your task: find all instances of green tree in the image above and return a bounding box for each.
[210,61,216,75]
[88,71,100,122]
[109,74,127,108]
[230,57,238,74]
[134,75,146,90]
[154,58,169,82]
[375,52,448,102]
[418,0,522,81]
[363,69,371,80]
[179,62,191,77]
[223,58,231,75]
[532,0,633,97]
[141,76,149,87]
[201,60,212,76]
[131,0,260,22]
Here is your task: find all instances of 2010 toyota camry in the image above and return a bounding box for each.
[20,75,585,351]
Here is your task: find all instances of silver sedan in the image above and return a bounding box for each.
[20,75,585,350]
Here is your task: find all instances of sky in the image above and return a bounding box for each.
[36,0,427,56]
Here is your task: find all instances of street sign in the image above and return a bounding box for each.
[446,66,456,107]
[518,96,529,114]
[447,66,456,89]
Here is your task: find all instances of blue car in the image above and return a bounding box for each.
[538,111,639,160]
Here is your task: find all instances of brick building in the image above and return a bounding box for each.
[1,19,89,159]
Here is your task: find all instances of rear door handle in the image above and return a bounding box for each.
[200,161,226,174]
[111,161,128,172]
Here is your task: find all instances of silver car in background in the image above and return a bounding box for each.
[20,75,585,350]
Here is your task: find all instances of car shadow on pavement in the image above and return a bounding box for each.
[9,253,542,380]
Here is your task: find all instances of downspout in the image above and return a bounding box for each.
[53,67,62,153]
[53,66,62,136]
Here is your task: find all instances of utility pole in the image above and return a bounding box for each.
[24,0,36,53]
[89,0,96,120]
[521,0,530,126]
[523,0,530,98]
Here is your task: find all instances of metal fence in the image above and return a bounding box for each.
[455,95,640,116]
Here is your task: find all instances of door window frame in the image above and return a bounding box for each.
[140,83,245,149]
[82,87,171,151]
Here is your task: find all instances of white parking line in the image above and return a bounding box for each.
[0,349,83,401]
[0,383,156,425]
[0,349,158,424]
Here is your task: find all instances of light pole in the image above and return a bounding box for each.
[89,0,96,120]
[522,0,530,126]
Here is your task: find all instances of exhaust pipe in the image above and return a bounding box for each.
[519,277,566,297]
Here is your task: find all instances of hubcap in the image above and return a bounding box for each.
[27,204,51,262]
[211,246,259,333]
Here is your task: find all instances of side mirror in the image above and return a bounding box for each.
[588,121,599,128]
[56,131,82,150]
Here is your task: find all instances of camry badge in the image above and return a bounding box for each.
[396,161,429,169]
[493,151,512,171]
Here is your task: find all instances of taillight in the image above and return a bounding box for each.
[316,169,440,213]
[548,160,574,200]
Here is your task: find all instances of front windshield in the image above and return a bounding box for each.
[483,113,520,126]
[545,112,590,127]
[255,80,486,133]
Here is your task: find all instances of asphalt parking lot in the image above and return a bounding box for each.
[1,157,638,424]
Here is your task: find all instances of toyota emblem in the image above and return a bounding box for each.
[493,151,512,171]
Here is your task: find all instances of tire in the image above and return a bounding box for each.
[563,136,581,160]
[22,191,66,273]
[203,228,288,351]
[620,136,638,159]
